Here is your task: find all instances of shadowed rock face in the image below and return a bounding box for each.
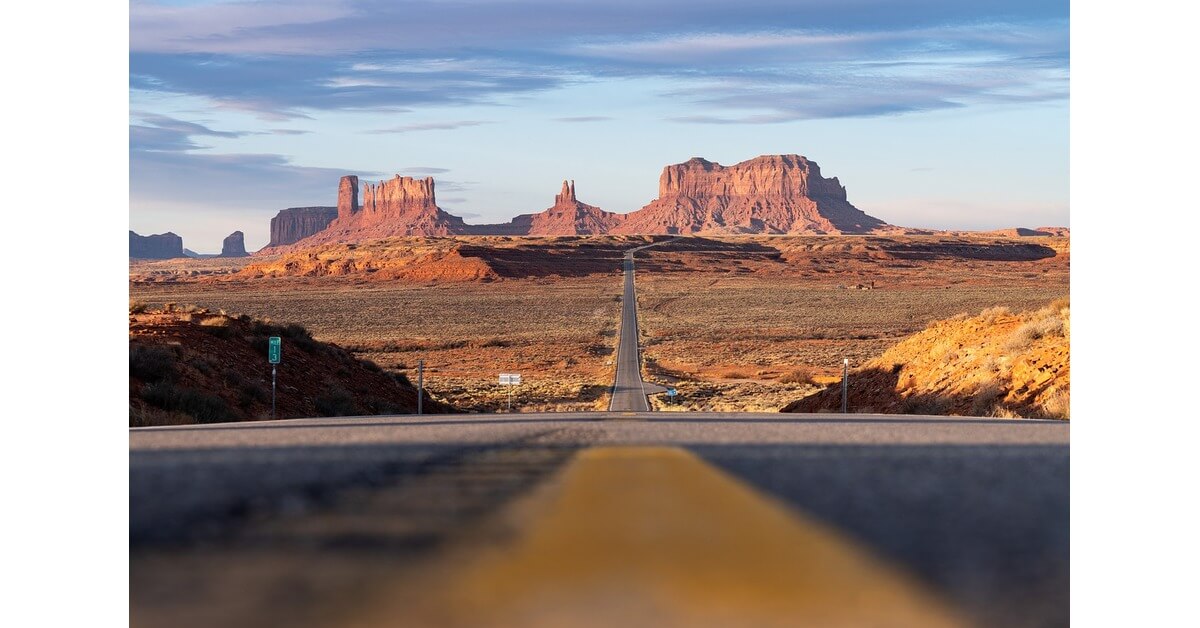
[220,231,248,257]
[612,155,889,235]
[130,230,184,259]
[267,207,338,248]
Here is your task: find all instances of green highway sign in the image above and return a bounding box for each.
[268,336,282,364]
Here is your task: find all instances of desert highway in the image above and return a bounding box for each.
[131,415,1068,628]
[608,241,671,411]
[130,240,1069,628]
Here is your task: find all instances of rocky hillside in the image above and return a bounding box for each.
[782,299,1070,418]
[236,236,657,282]
[129,304,453,426]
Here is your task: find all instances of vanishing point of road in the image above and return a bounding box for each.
[608,241,670,411]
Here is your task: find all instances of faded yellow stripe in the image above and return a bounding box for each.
[416,446,968,628]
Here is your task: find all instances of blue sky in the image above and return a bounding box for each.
[130,0,1069,251]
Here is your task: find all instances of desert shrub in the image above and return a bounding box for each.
[222,368,244,386]
[970,378,1006,416]
[140,382,234,423]
[315,386,357,417]
[129,403,192,427]
[191,356,214,375]
[900,395,950,415]
[129,300,148,314]
[238,381,269,407]
[989,406,1022,419]
[130,345,177,383]
[199,316,234,338]
[778,367,816,385]
[980,305,1011,322]
[1040,388,1070,420]
[723,370,752,380]
[1005,314,1064,351]
[481,337,513,348]
[178,304,205,314]
[361,397,404,415]
[1004,324,1038,351]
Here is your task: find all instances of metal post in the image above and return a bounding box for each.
[841,358,849,414]
[271,364,277,419]
[507,386,512,413]
[417,359,424,415]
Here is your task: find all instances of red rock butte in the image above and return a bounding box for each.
[260,154,895,251]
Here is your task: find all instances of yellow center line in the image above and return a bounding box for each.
[404,446,968,628]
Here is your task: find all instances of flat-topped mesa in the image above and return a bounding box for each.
[359,175,439,218]
[659,155,847,200]
[613,154,888,235]
[286,173,466,247]
[129,230,184,259]
[267,206,337,248]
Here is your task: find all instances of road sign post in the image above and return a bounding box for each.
[667,387,678,405]
[417,359,424,415]
[269,337,281,418]
[841,358,849,414]
[499,373,521,412]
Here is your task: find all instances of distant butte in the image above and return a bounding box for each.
[258,154,896,251]
[612,155,889,235]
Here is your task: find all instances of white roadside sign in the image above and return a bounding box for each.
[499,373,522,385]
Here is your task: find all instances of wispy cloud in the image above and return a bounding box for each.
[371,120,491,133]
[269,128,311,135]
[554,116,613,123]
[130,1,1068,122]
[130,112,251,151]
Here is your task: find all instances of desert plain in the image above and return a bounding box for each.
[129,233,1068,414]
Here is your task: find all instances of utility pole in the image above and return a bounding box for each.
[417,359,424,415]
[841,358,849,414]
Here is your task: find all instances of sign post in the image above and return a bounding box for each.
[841,358,849,414]
[667,388,678,405]
[417,359,424,415]
[499,373,521,412]
[269,337,281,418]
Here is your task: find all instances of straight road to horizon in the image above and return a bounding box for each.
[131,412,1069,628]
[608,241,671,411]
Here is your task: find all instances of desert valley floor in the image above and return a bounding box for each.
[129,234,1069,414]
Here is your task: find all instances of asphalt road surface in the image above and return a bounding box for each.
[608,242,669,411]
[131,413,1069,628]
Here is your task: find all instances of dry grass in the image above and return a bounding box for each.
[778,367,817,385]
[130,276,622,412]
[132,235,1068,413]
